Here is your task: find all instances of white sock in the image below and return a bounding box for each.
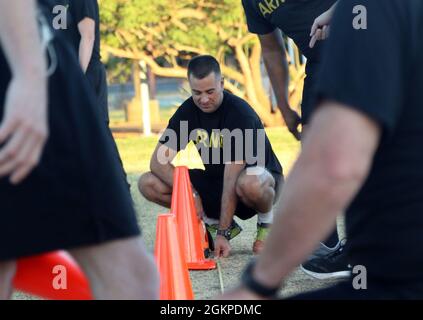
[203,216,219,226]
[257,207,274,225]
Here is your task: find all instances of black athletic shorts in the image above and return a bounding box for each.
[0,24,140,261]
[86,61,129,190]
[191,169,283,221]
[86,61,109,124]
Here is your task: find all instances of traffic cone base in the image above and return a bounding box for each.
[187,260,216,270]
[155,214,194,300]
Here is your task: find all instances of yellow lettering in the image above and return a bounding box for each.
[209,132,220,148]
[264,0,276,11]
[258,2,272,17]
[196,130,209,147]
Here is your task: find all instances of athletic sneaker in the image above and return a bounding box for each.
[308,241,342,261]
[301,239,351,280]
[252,223,271,254]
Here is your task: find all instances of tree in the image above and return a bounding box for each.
[100,0,305,127]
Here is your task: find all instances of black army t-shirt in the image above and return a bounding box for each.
[160,91,282,185]
[315,0,423,282]
[59,0,102,65]
[242,0,336,62]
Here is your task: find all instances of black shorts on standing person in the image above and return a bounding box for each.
[0,1,140,261]
[56,0,129,187]
[293,0,423,298]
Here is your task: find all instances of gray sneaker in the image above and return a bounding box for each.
[307,241,341,261]
[301,239,351,280]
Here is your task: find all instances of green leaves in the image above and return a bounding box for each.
[100,0,248,61]
[99,0,289,126]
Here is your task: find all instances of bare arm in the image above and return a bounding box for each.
[0,0,49,184]
[260,31,289,111]
[0,0,46,78]
[221,102,381,298]
[259,31,301,140]
[309,1,339,48]
[78,17,95,73]
[214,162,245,257]
[253,103,380,288]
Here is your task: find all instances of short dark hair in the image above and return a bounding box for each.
[187,55,221,79]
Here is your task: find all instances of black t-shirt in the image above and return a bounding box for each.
[315,0,423,283]
[242,0,336,63]
[58,0,102,65]
[160,91,282,184]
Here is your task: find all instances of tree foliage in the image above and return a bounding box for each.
[100,0,305,126]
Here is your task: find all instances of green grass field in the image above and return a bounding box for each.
[13,126,345,300]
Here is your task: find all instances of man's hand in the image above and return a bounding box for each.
[282,107,302,141]
[309,5,336,48]
[214,235,231,258]
[0,75,48,184]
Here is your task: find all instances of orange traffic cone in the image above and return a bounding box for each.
[13,250,92,300]
[171,166,216,270]
[154,214,194,300]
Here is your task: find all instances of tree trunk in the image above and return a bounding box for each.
[147,65,156,99]
[127,60,142,125]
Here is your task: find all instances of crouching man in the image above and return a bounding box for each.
[139,55,283,257]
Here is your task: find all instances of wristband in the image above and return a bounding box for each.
[241,259,280,298]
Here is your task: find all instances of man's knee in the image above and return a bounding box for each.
[236,174,263,203]
[138,172,172,207]
[138,172,156,200]
[236,169,275,205]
